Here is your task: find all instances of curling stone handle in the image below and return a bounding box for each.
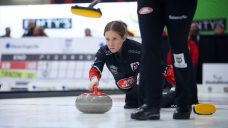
[88,0,101,8]
[92,85,100,95]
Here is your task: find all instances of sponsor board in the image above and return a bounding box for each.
[203,63,228,85]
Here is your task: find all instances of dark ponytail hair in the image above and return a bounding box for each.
[104,21,128,38]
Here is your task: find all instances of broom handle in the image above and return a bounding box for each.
[88,0,101,7]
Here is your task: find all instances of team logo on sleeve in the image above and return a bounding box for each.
[139,7,153,15]
[130,62,140,71]
[110,65,118,74]
[173,53,187,68]
[117,76,136,90]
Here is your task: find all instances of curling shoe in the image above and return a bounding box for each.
[173,105,192,119]
[131,104,160,120]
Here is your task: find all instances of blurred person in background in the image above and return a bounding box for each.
[214,24,225,35]
[22,20,36,37]
[189,22,200,44]
[0,27,11,38]
[33,26,47,37]
[84,28,92,37]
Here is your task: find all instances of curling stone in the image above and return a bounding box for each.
[75,86,112,113]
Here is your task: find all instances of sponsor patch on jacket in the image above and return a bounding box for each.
[130,62,140,71]
[110,65,118,74]
[104,49,112,55]
[128,50,141,54]
[117,76,136,90]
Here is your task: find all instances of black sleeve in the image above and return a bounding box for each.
[91,47,106,74]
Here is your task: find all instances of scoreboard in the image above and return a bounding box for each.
[0,54,95,79]
[0,38,116,91]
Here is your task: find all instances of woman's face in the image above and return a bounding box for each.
[104,30,125,53]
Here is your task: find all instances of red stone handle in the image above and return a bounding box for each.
[92,86,100,95]
[81,86,105,96]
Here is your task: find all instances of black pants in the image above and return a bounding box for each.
[125,84,176,108]
[137,0,198,107]
[125,85,141,107]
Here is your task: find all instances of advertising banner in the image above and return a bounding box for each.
[203,63,228,85]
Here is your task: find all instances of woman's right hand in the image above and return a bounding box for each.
[88,77,99,91]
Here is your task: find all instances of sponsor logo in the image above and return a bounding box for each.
[13,55,27,60]
[206,74,228,84]
[139,7,153,15]
[169,15,187,20]
[110,65,118,75]
[5,43,39,50]
[173,53,187,68]
[130,62,140,71]
[6,43,10,49]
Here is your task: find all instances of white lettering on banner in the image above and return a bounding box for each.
[196,19,226,31]
[13,55,27,60]
[23,18,72,29]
